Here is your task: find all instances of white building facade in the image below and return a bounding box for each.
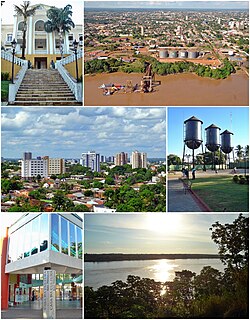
[131,151,147,169]
[21,158,48,179]
[80,151,100,172]
[1,3,83,68]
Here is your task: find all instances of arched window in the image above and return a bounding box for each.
[35,20,45,31]
[18,21,24,31]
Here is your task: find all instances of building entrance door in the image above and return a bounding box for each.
[34,58,47,69]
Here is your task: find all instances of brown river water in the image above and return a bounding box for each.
[84,72,249,106]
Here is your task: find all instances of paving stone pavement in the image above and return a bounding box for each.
[1,309,82,319]
[168,178,203,212]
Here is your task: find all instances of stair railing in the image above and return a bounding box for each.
[1,51,29,104]
[1,50,27,66]
[56,51,83,102]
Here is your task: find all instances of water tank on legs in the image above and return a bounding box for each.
[205,124,221,152]
[184,116,203,149]
[220,130,234,154]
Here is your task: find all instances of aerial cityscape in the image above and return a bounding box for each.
[84,1,249,106]
[1,107,166,212]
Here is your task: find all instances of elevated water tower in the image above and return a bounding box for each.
[220,129,234,168]
[205,124,221,170]
[183,116,204,169]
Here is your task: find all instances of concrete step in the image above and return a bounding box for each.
[15,96,77,101]
[14,69,81,105]
[18,87,70,91]
[16,93,74,97]
[12,101,82,106]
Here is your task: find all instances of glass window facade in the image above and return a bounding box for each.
[40,214,48,252]
[76,227,82,259]
[7,214,49,264]
[7,213,82,264]
[51,214,59,252]
[70,223,76,257]
[61,217,68,255]
[50,214,82,259]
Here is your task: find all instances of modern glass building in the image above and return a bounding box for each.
[1,213,82,310]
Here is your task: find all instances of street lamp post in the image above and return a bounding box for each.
[73,39,79,83]
[11,38,17,84]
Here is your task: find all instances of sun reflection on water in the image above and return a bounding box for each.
[148,260,178,295]
[148,259,178,283]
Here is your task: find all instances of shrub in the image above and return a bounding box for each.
[1,72,10,81]
[233,175,239,183]
[239,177,246,184]
[1,89,8,101]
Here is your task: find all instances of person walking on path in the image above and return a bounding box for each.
[192,168,196,180]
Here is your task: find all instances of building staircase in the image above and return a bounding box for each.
[13,69,82,106]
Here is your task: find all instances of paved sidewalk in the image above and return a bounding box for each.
[1,309,82,319]
[168,179,203,212]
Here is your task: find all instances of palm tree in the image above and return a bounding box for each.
[235,145,243,161]
[244,145,249,158]
[14,1,39,59]
[44,4,75,59]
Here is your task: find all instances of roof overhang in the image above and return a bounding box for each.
[5,250,82,275]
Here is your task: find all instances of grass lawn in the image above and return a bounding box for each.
[1,80,10,101]
[191,175,249,212]
[41,199,53,203]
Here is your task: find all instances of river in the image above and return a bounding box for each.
[84,258,224,289]
[84,72,248,106]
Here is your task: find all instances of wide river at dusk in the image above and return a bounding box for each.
[84,72,248,106]
[84,258,224,289]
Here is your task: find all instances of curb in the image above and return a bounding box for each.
[189,189,212,212]
[180,179,212,212]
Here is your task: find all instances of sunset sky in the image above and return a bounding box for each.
[84,213,242,254]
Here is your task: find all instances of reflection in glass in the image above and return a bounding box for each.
[70,223,76,257]
[23,222,31,258]
[51,214,59,252]
[76,227,82,259]
[40,213,48,252]
[61,217,68,255]
[31,217,39,255]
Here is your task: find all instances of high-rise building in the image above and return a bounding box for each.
[23,152,32,160]
[80,151,100,172]
[115,152,128,166]
[21,157,48,179]
[42,156,65,175]
[131,151,147,169]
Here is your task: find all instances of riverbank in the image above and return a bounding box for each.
[84,253,219,262]
[84,72,249,106]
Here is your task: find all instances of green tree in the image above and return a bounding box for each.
[84,190,94,197]
[210,214,248,270]
[14,1,39,59]
[235,145,244,161]
[45,4,75,59]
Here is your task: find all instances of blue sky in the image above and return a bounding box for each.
[85,1,249,9]
[1,107,166,159]
[84,213,242,254]
[168,107,249,158]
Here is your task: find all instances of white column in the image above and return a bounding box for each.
[65,32,69,54]
[28,16,33,54]
[49,33,53,54]
[13,15,17,39]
